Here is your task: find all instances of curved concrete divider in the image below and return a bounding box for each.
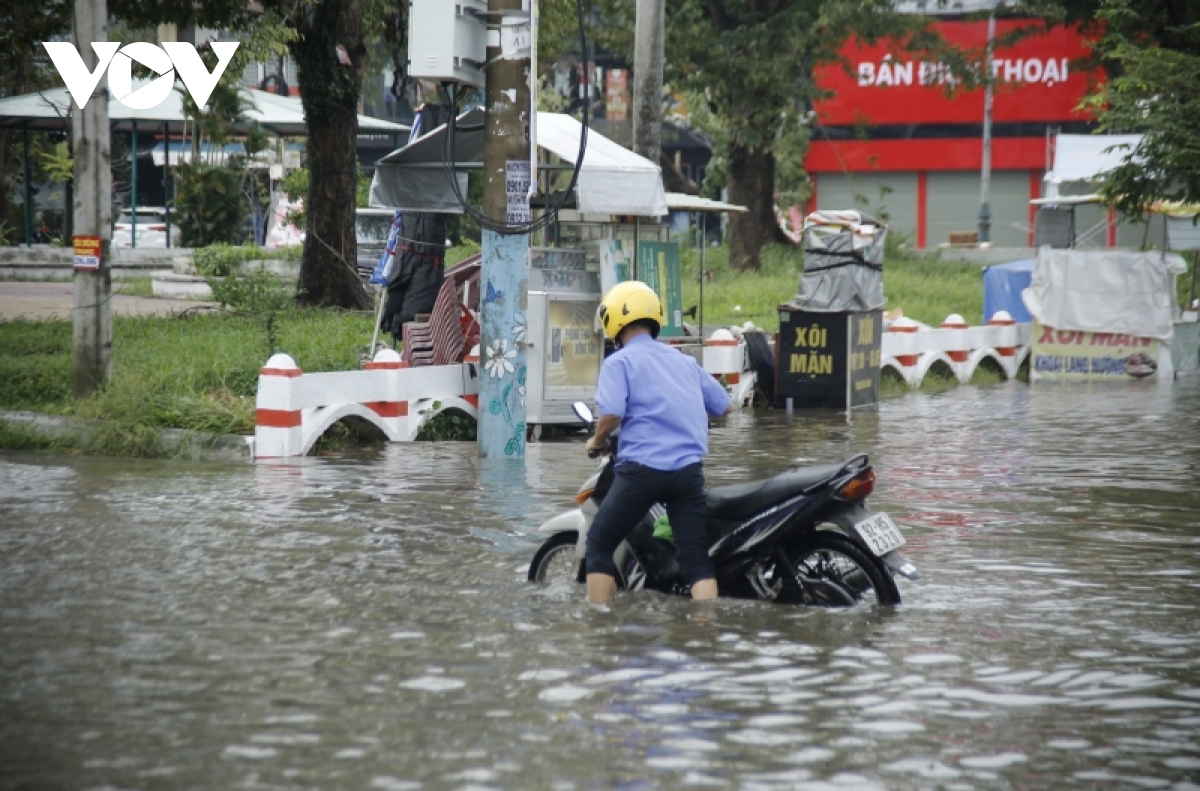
[882,312,1032,387]
[254,348,480,459]
[703,329,758,406]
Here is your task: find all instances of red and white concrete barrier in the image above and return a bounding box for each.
[882,313,1032,387]
[703,328,757,406]
[253,348,479,459]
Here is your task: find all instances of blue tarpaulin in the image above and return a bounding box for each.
[983,258,1034,323]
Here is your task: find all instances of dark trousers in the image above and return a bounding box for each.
[585,461,715,587]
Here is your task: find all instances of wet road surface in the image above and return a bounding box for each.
[2,380,1199,789]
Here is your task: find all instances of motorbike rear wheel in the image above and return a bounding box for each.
[528,532,584,584]
[779,531,901,607]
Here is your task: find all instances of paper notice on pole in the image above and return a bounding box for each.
[500,16,532,59]
[73,235,102,270]
[506,160,531,225]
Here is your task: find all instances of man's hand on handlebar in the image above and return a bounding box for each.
[585,435,610,458]
[586,414,622,457]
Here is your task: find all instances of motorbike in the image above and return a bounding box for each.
[527,403,919,606]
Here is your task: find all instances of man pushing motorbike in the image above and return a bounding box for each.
[585,281,733,604]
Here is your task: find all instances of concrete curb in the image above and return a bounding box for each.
[0,410,253,463]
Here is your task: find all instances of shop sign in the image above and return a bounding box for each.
[605,69,629,122]
[1031,322,1160,381]
[849,310,882,407]
[636,242,684,338]
[777,310,882,409]
[815,20,1096,126]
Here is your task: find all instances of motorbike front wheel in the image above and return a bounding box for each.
[528,532,584,584]
[778,531,901,607]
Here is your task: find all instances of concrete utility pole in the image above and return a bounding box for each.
[632,0,665,165]
[72,0,113,397]
[478,0,532,459]
[978,2,996,245]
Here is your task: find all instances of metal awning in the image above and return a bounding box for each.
[0,85,410,135]
[665,193,747,213]
[369,108,668,216]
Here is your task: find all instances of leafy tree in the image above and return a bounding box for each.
[1025,0,1200,215]
[666,0,954,271]
[0,0,70,244]
[113,0,386,308]
[173,162,250,246]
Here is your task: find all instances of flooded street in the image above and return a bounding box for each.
[2,380,1199,790]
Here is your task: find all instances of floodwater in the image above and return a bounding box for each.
[2,381,1199,790]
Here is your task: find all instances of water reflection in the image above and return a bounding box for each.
[1,380,1198,789]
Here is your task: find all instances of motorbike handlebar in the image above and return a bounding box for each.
[586,434,616,459]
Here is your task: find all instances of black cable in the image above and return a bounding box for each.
[441,0,589,235]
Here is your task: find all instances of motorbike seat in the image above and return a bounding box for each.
[706,463,845,522]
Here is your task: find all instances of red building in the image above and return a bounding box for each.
[805,19,1131,248]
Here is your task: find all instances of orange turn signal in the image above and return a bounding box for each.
[575,488,596,505]
[836,469,876,501]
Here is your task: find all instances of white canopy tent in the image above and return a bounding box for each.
[368,107,668,217]
[1044,133,1143,196]
[1034,133,1144,248]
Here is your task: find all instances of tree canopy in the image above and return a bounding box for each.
[1028,0,1200,214]
[662,0,953,269]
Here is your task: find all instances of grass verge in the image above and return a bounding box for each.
[680,243,985,332]
[0,308,376,457]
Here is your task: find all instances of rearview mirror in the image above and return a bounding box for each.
[572,402,595,425]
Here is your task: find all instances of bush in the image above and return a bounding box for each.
[193,243,248,277]
[416,404,477,441]
[173,162,250,247]
[207,268,293,314]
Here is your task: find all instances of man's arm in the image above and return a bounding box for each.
[697,362,734,416]
[588,356,627,453]
[585,414,622,453]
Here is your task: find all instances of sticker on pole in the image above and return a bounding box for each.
[73,235,102,270]
[506,160,531,225]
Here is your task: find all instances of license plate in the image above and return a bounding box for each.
[853,512,906,556]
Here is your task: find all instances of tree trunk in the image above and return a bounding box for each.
[726,142,787,272]
[291,0,369,310]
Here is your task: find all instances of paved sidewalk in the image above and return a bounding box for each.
[0,281,215,321]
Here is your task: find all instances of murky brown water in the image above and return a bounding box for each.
[2,380,1199,790]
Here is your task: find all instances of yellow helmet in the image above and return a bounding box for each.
[597,280,663,342]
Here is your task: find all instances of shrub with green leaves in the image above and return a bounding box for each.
[173,162,250,247]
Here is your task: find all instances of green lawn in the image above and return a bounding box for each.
[0,310,376,454]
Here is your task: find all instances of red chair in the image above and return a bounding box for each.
[401,255,481,367]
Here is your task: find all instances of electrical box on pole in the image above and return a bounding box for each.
[407,0,488,89]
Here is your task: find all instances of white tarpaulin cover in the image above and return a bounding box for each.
[1049,134,1143,184]
[1023,247,1186,340]
[536,112,667,216]
[369,108,667,216]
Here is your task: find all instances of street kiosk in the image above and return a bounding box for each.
[776,211,886,410]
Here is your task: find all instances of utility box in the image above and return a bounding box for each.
[1034,207,1074,248]
[407,0,487,89]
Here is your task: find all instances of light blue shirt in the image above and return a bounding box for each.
[595,334,731,471]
